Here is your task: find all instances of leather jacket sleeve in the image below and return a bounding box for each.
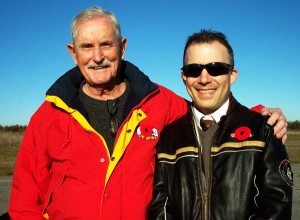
[148,157,177,220]
[252,124,293,219]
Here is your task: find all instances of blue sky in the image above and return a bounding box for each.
[1,0,299,125]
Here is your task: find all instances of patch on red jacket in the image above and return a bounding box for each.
[279,159,293,187]
[136,124,158,140]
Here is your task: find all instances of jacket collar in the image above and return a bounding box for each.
[46,60,158,119]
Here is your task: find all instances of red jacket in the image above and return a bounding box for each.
[9,61,189,219]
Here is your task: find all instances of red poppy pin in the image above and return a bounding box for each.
[231,127,252,141]
[137,124,158,140]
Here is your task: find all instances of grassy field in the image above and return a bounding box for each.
[285,130,300,163]
[0,131,24,176]
[0,130,299,176]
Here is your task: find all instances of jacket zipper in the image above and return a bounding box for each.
[206,125,220,220]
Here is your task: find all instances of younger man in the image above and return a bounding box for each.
[148,30,293,220]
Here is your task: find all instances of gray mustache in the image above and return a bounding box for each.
[88,60,111,68]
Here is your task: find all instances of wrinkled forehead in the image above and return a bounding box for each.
[73,16,119,42]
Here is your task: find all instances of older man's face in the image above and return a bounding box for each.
[68,16,127,89]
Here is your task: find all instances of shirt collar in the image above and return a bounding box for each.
[192,98,229,128]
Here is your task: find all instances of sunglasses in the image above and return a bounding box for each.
[181,62,233,77]
[107,99,119,137]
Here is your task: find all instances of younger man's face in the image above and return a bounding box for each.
[181,41,237,115]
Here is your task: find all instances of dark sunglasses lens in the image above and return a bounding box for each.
[182,63,232,77]
[182,65,203,77]
[206,63,232,76]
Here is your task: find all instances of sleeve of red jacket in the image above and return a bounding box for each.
[157,84,189,124]
[250,104,265,113]
[8,117,50,220]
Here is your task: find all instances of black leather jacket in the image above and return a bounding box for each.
[148,95,293,220]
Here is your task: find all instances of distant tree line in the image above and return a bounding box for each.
[288,120,300,130]
[0,125,27,132]
[1,121,300,131]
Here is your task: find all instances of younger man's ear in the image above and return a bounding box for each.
[230,68,238,85]
[181,72,187,85]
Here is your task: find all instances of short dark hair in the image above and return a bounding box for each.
[183,29,234,66]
